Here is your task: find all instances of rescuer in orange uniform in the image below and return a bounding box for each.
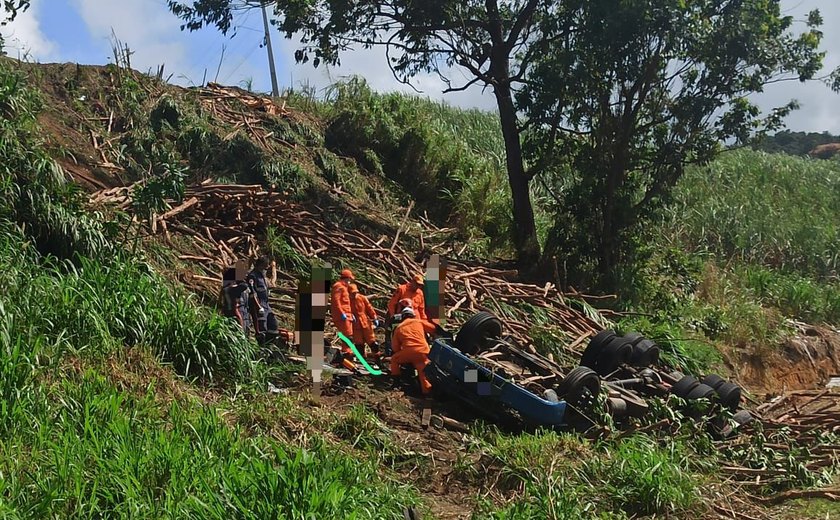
[349,283,381,355]
[331,269,355,347]
[387,274,426,321]
[390,306,437,395]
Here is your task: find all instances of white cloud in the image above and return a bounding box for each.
[71,0,195,78]
[749,0,840,134]
[0,2,57,61]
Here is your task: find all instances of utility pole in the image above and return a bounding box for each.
[260,1,280,97]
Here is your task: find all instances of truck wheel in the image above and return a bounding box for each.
[607,397,628,418]
[715,382,742,410]
[454,312,503,355]
[630,339,660,367]
[701,374,726,390]
[621,332,645,346]
[594,337,633,375]
[557,367,601,410]
[686,383,717,401]
[732,409,755,426]
[581,330,616,369]
[670,375,699,398]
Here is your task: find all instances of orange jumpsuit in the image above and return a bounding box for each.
[390,318,437,394]
[330,281,354,340]
[350,292,377,345]
[387,284,426,320]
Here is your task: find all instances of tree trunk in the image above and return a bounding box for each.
[494,82,540,267]
[597,153,627,289]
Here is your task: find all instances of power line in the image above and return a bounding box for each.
[221,39,262,84]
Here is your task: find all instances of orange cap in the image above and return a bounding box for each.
[340,269,354,280]
[412,274,424,285]
[349,284,359,294]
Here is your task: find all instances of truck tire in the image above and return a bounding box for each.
[454,312,503,355]
[581,330,616,369]
[621,332,645,346]
[594,337,633,375]
[686,383,717,401]
[671,375,699,398]
[630,339,660,367]
[557,367,601,410]
[701,374,726,390]
[715,382,742,410]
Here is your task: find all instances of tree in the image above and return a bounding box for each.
[1,0,30,50]
[518,0,835,289]
[168,0,569,267]
[1,0,28,21]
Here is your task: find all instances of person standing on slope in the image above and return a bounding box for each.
[247,256,278,336]
[331,269,356,351]
[387,274,426,321]
[349,283,381,356]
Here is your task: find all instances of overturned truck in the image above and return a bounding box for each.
[425,312,753,435]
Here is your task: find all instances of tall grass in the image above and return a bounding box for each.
[469,428,703,519]
[0,369,418,518]
[662,148,840,279]
[1,62,109,260]
[0,225,256,381]
[320,77,515,255]
[620,149,840,367]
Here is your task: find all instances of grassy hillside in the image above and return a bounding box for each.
[2,55,839,519]
[620,148,840,378]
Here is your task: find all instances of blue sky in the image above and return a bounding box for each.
[2,0,839,133]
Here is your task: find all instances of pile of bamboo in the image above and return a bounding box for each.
[90,181,605,352]
[719,389,840,494]
[198,82,289,117]
[189,83,301,154]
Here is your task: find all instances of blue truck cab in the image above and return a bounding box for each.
[426,337,569,428]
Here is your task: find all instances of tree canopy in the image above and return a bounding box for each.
[519,0,835,287]
[751,130,840,157]
[170,0,837,285]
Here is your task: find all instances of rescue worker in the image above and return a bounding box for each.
[247,256,278,336]
[387,274,427,321]
[390,305,437,395]
[330,268,355,344]
[383,297,413,355]
[348,283,381,355]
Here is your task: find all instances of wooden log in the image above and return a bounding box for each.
[429,415,470,433]
[159,197,199,220]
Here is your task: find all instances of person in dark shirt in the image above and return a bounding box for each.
[247,256,278,335]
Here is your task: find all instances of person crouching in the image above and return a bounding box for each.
[390,306,437,395]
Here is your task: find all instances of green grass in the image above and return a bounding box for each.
[468,427,705,519]
[617,149,840,369]
[317,77,517,256]
[0,367,418,518]
[663,148,840,278]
